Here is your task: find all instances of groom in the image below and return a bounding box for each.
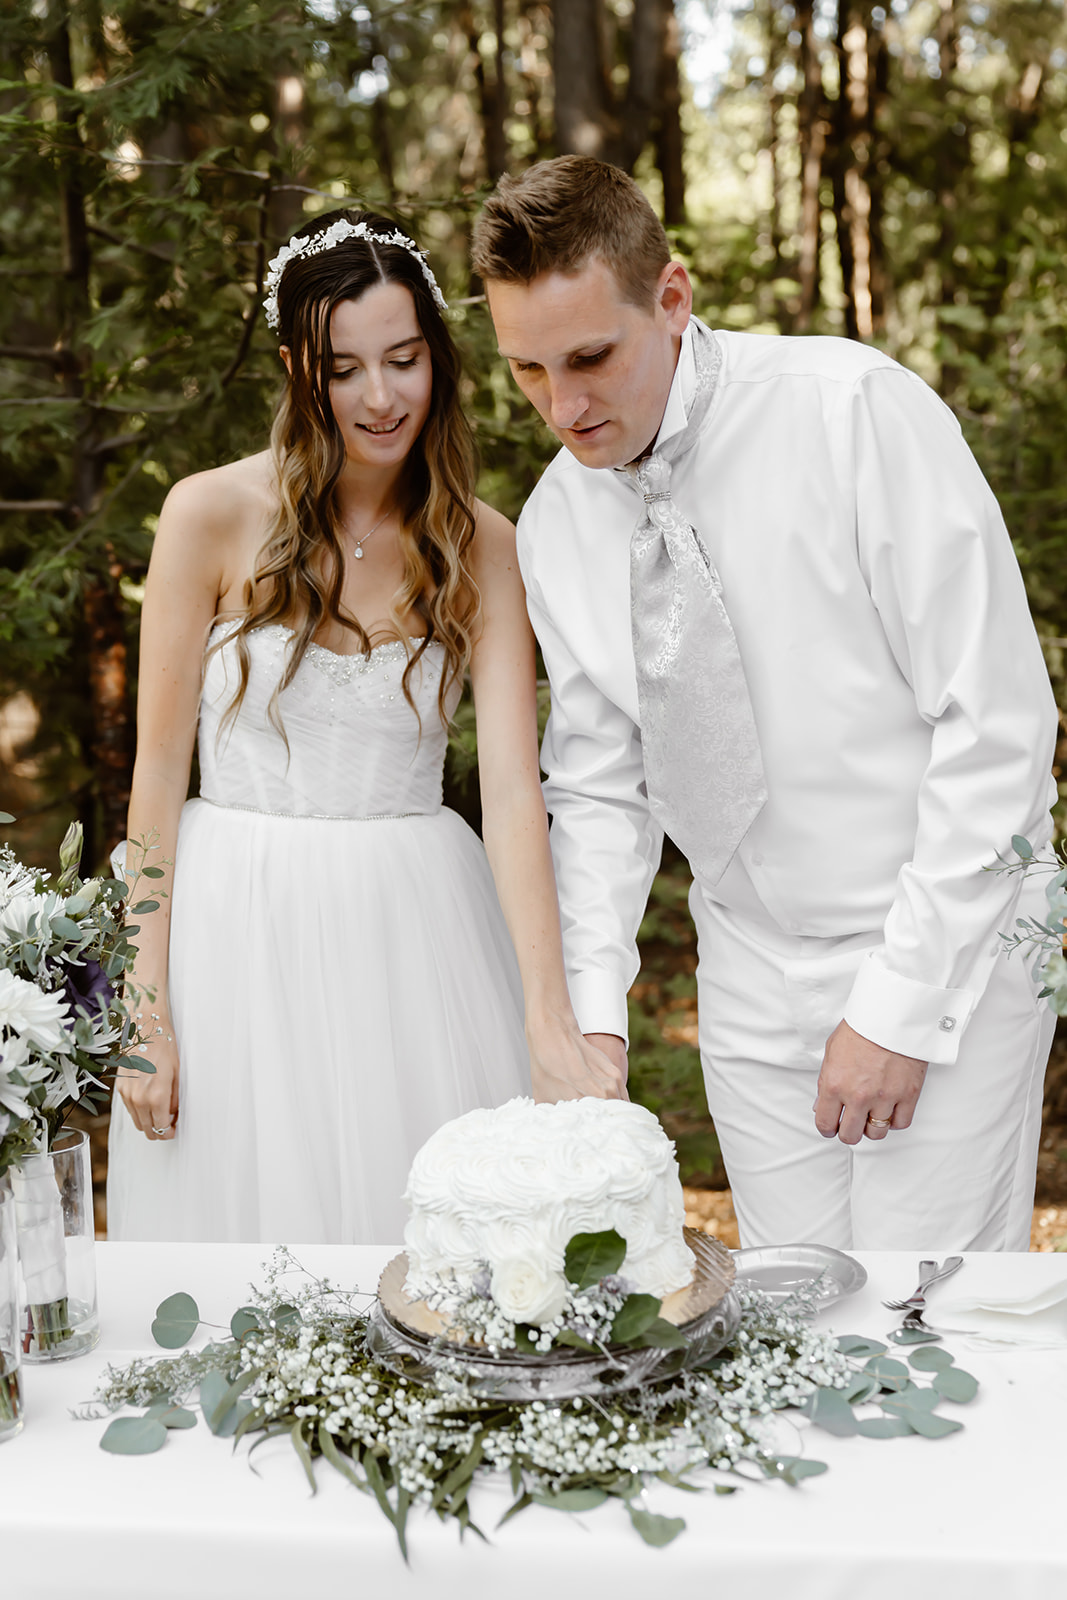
[472,155,1058,1252]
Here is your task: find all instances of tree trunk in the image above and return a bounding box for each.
[463,0,510,182]
[552,0,615,159]
[654,0,686,223]
[46,1,134,860]
[618,0,666,172]
[795,0,827,329]
[932,0,964,396]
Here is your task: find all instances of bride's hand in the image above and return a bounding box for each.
[527,1022,629,1103]
[115,1030,180,1141]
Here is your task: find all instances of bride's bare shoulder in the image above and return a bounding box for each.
[158,452,277,544]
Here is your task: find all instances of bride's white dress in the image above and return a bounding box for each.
[107,621,528,1243]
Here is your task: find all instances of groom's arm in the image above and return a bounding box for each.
[522,570,664,1047]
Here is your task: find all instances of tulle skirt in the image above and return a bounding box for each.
[107,800,529,1244]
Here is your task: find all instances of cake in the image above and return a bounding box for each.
[402,1097,695,1326]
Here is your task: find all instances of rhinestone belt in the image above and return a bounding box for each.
[201,797,427,822]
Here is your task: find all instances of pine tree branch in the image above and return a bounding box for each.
[219,184,271,391]
[0,344,71,368]
[86,224,175,264]
[0,500,72,513]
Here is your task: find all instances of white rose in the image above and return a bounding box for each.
[490,1258,568,1326]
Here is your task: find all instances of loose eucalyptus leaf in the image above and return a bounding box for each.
[804,1388,858,1436]
[627,1506,686,1546]
[777,1457,829,1484]
[610,1292,662,1342]
[865,1355,908,1380]
[230,1307,260,1342]
[100,1415,168,1454]
[856,1416,913,1439]
[888,1326,942,1346]
[836,1335,887,1358]
[880,1386,940,1415]
[564,1229,627,1289]
[908,1345,955,1372]
[932,1367,979,1404]
[906,1410,964,1439]
[151,1291,200,1348]
[840,1372,881,1406]
[144,1400,197,1430]
[199,1369,244,1436]
[532,1486,609,1512]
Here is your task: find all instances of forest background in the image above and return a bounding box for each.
[1,0,1065,1234]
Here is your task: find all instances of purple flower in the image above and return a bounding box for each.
[62,958,113,1021]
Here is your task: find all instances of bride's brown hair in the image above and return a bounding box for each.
[217,208,478,732]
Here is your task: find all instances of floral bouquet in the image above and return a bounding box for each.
[0,816,154,1355]
[997,834,1067,1015]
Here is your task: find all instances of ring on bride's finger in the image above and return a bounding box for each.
[151,1124,171,1135]
[866,1116,892,1129]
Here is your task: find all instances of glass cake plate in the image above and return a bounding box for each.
[731,1244,867,1310]
[366,1228,742,1401]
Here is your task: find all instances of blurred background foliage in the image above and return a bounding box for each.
[2,0,1065,1192]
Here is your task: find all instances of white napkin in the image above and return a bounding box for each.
[933,1275,1067,1349]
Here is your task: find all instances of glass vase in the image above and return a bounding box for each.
[13,1128,99,1363]
[0,1173,24,1439]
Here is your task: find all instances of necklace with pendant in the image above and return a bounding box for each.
[348,507,392,560]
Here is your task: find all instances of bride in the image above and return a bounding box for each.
[107,209,624,1244]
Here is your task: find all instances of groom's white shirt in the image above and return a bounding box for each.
[517,320,1057,1064]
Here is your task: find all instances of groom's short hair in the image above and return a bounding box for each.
[472,156,671,311]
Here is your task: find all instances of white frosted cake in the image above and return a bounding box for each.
[402,1097,694,1310]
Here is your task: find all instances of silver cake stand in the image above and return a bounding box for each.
[366,1229,742,1401]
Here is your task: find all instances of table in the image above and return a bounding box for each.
[2,1244,1065,1600]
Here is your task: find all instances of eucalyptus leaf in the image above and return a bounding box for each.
[907,1345,955,1372]
[856,1415,913,1439]
[777,1457,829,1484]
[141,865,166,878]
[932,1367,979,1404]
[1011,834,1034,859]
[905,1410,964,1439]
[888,1326,942,1346]
[100,1415,168,1455]
[880,1386,940,1415]
[835,1335,887,1358]
[840,1373,881,1406]
[230,1307,260,1342]
[714,1483,740,1495]
[0,812,16,824]
[151,1291,200,1348]
[804,1388,858,1436]
[144,1401,197,1430]
[627,1506,686,1546]
[563,1229,627,1290]
[273,1303,302,1331]
[611,1293,663,1341]
[130,899,160,914]
[532,1486,609,1512]
[199,1369,249,1436]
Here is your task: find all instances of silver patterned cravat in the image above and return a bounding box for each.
[631,320,766,884]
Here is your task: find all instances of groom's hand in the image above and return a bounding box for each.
[814,1019,927,1145]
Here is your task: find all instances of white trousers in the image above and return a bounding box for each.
[690,877,1055,1252]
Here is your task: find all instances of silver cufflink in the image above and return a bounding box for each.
[938,1015,956,1032]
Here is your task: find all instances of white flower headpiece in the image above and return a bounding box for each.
[262,218,448,332]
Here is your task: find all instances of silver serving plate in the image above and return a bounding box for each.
[731,1243,867,1310]
[366,1229,742,1401]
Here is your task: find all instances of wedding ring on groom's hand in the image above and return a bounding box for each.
[866,1116,892,1130]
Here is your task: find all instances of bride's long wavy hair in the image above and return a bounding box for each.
[216,208,478,734]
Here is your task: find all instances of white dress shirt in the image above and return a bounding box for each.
[517,321,1057,1065]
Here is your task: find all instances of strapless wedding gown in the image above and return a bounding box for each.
[107,622,528,1243]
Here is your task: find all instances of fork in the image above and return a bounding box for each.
[882,1256,964,1312]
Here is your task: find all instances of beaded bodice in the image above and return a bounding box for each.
[197,622,455,818]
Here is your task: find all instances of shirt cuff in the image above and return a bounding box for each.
[566,969,631,1047]
[843,950,978,1065]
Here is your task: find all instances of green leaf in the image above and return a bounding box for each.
[932,1367,979,1404]
[151,1291,199,1348]
[610,1293,662,1342]
[835,1335,887,1358]
[140,865,165,878]
[627,1506,686,1546]
[880,1386,940,1416]
[908,1345,955,1372]
[887,1326,942,1346]
[865,1356,911,1391]
[230,1307,260,1342]
[776,1457,829,1485]
[198,1368,252,1436]
[1012,835,1034,859]
[563,1229,627,1289]
[906,1410,964,1439]
[636,1317,688,1351]
[856,1415,913,1438]
[100,1415,168,1454]
[144,1401,197,1430]
[512,1324,538,1354]
[129,899,160,914]
[714,1483,740,1495]
[497,1490,533,1529]
[532,1486,609,1512]
[0,812,16,825]
[554,1328,597,1352]
[804,1388,859,1436]
[289,1419,318,1492]
[840,1373,881,1406]
[273,1303,301,1331]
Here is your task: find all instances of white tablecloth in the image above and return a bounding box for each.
[2,1244,1065,1600]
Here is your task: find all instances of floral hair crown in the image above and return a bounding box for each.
[262,218,448,332]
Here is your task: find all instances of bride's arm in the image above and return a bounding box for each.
[468,502,627,1102]
[116,473,233,1140]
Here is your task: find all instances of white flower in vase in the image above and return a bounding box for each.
[0,970,73,1053]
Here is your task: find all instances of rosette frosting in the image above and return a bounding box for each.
[402,1098,693,1302]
